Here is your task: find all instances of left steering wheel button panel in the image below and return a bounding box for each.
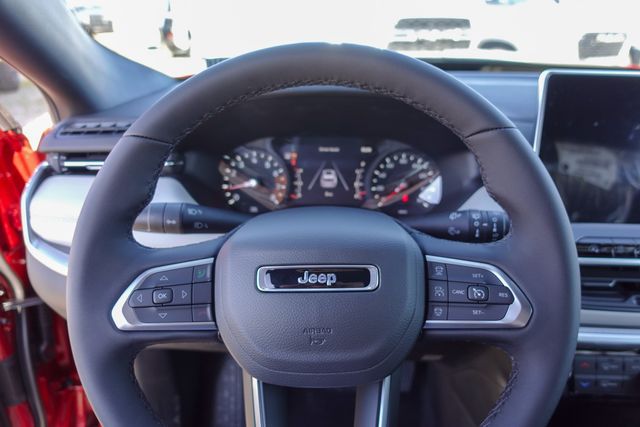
[112,258,216,330]
[140,267,194,288]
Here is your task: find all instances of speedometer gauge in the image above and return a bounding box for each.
[364,149,442,216]
[219,147,289,213]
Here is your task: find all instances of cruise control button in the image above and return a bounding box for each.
[487,286,514,304]
[152,288,173,304]
[192,282,212,304]
[140,267,193,288]
[446,265,500,285]
[448,304,508,321]
[193,264,212,283]
[427,303,448,320]
[192,304,213,322]
[597,356,623,374]
[467,285,488,302]
[448,282,468,303]
[427,262,447,281]
[167,284,191,306]
[428,280,447,302]
[129,289,153,307]
[134,306,192,323]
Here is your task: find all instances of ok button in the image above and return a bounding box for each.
[152,288,173,304]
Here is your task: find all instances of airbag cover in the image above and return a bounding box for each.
[215,207,424,387]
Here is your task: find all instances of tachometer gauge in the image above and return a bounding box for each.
[219,147,289,213]
[364,150,442,216]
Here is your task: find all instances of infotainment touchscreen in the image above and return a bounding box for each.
[538,72,640,223]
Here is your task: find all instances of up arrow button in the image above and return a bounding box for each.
[140,267,194,288]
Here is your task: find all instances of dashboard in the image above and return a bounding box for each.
[218,137,443,217]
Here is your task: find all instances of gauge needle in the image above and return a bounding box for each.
[377,174,439,208]
[225,168,282,209]
[374,164,428,206]
[390,181,408,195]
[375,182,408,206]
[228,179,258,191]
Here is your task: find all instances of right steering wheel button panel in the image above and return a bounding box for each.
[424,256,526,327]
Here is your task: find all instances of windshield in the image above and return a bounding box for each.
[69,0,640,77]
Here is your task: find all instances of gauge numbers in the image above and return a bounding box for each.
[366,150,442,216]
[219,148,289,213]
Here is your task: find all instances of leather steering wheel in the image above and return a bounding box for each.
[67,43,579,427]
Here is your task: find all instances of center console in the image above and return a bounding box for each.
[537,69,640,399]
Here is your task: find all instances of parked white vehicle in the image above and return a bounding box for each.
[387,0,637,67]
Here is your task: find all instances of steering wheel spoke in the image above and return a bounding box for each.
[243,370,401,427]
[353,371,401,427]
[242,372,286,427]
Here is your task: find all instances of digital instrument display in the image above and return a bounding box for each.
[538,72,640,223]
[275,136,376,207]
[217,137,443,216]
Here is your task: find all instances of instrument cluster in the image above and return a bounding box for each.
[218,136,444,217]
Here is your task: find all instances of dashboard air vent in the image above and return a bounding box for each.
[47,152,108,172]
[58,121,131,136]
[581,264,640,312]
[46,151,184,174]
[576,237,639,259]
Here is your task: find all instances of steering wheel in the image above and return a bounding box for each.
[67,44,579,427]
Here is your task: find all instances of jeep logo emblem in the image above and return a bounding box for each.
[297,271,337,286]
[256,265,379,292]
